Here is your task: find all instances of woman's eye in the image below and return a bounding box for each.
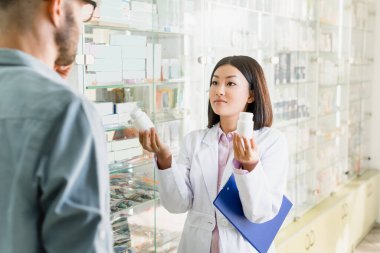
[211,81,218,85]
[227,82,236,86]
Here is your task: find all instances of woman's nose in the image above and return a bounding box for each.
[215,84,225,96]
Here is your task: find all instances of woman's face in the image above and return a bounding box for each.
[209,64,254,118]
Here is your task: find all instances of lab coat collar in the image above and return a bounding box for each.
[201,123,220,146]
[198,123,235,203]
[198,124,219,202]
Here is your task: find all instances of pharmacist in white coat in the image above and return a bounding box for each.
[139,56,288,253]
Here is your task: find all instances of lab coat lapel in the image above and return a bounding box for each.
[197,125,219,202]
[220,148,234,192]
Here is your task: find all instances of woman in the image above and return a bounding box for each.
[139,55,288,253]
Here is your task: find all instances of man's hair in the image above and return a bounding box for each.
[0,0,13,9]
[0,0,41,30]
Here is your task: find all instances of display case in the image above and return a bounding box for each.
[348,0,375,177]
[187,0,375,222]
[70,0,375,251]
[73,0,189,252]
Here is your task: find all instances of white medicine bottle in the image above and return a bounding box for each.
[237,112,254,139]
[131,107,154,131]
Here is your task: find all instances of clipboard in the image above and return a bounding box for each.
[213,175,293,253]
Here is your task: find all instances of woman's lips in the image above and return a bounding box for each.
[214,99,227,103]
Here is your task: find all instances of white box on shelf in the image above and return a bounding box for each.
[129,12,154,30]
[87,45,122,59]
[102,114,119,125]
[98,1,130,22]
[121,46,148,59]
[147,43,162,79]
[112,138,140,151]
[131,1,156,12]
[115,102,138,114]
[123,59,146,71]
[94,102,114,116]
[123,70,146,80]
[87,58,122,72]
[107,151,115,164]
[118,113,131,124]
[110,35,147,46]
[162,59,170,79]
[92,28,111,44]
[107,142,112,151]
[114,147,143,161]
[96,71,123,83]
[84,73,97,86]
[105,132,114,142]
[170,58,181,79]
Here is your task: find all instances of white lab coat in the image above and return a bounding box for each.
[155,124,288,253]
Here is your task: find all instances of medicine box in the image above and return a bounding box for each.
[115,102,137,114]
[110,35,147,46]
[94,102,114,116]
[122,46,148,59]
[111,138,140,151]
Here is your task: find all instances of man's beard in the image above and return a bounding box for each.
[54,5,78,66]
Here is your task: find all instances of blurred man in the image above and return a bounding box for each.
[0,0,113,252]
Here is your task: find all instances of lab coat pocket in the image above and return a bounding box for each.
[185,210,215,231]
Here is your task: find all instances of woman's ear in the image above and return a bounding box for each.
[247,91,254,104]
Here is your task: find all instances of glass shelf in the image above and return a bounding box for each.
[87,20,185,36]
[289,145,315,157]
[318,82,347,87]
[274,50,317,54]
[109,156,153,173]
[287,165,316,183]
[351,26,374,33]
[111,198,158,221]
[208,0,272,15]
[105,123,134,132]
[349,80,372,84]
[350,58,374,65]
[274,80,317,87]
[318,108,349,118]
[317,130,347,146]
[274,15,318,24]
[319,21,350,29]
[274,117,314,129]
[349,96,371,103]
[86,79,186,90]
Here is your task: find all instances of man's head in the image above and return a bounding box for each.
[0,0,96,67]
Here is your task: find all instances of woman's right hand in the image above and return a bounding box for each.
[139,128,172,170]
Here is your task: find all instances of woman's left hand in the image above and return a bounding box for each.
[233,133,259,172]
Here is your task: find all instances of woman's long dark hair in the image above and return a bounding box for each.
[207,55,273,130]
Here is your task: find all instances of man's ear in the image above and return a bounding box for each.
[247,91,254,103]
[46,0,63,28]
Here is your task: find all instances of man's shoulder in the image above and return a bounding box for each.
[0,66,91,123]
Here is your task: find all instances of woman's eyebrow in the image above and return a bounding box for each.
[213,75,237,78]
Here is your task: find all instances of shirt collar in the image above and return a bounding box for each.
[0,48,64,84]
[217,125,236,142]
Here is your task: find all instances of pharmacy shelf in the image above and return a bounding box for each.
[86,79,185,90]
[87,20,185,36]
[111,198,159,222]
[109,157,153,173]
